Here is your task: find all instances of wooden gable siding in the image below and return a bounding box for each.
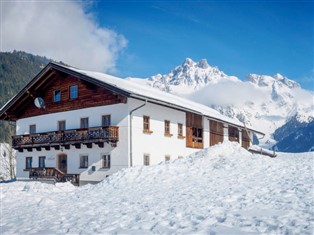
[186,112,203,149]
[242,130,250,149]
[209,120,224,146]
[16,71,127,119]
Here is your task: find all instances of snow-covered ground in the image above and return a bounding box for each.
[1,142,313,234]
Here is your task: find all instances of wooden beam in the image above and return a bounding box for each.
[97,142,104,148]
[54,145,60,150]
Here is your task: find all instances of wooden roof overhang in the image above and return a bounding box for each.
[0,63,131,121]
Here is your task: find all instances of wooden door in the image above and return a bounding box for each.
[242,130,251,149]
[210,120,224,146]
[58,154,67,173]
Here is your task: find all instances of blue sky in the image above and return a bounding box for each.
[90,1,313,90]
[2,0,313,90]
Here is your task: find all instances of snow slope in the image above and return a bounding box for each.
[1,142,313,234]
[129,59,314,148]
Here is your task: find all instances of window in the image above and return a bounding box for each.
[58,120,66,131]
[165,155,170,161]
[229,126,239,142]
[53,89,61,102]
[102,115,111,126]
[192,127,203,143]
[39,156,46,168]
[143,116,152,133]
[164,120,171,136]
[178,123,183,137]
[80,117,89,129]
[102,154,111,169]
[80,155,88,168]
[69,85,78,99]
[29,124,36,134]
[26,157,32,169]
[143,154,150,166]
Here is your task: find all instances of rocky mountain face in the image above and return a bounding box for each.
[272,118,314,152]
[130,58,314,152]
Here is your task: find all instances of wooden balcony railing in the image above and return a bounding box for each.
[12,126,119,150]
[28,167,79,185]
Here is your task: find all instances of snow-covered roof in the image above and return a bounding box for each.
[65,64,260,133]
[0,62,262,134]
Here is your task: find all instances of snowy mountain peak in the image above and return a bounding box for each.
[247,73,300,89]
[197,59,210,69]
[128,59,313,151]
[144,58,239,93]
[182,57,194,67]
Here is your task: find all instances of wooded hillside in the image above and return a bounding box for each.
[0,51,51,142]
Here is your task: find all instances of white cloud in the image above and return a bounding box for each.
[1,1,127,73]
[188,80,267,107]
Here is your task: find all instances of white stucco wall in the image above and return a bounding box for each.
[128,98,207,166]
[15,103,130,183]
[15,98,251,184]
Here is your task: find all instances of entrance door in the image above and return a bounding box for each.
[58,154,67,174]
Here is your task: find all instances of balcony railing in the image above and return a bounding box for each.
[28,167,80,186]
[12,126,119,150]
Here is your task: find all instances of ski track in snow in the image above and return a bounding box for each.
[1,142,313,234]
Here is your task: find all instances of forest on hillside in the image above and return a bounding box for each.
[0,51,51,142]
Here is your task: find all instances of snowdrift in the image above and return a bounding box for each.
[1,142,313,234]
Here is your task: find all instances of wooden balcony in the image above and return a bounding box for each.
[28,167,79,186]
[12,126,119,151]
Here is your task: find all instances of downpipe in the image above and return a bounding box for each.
[129,100,147,167]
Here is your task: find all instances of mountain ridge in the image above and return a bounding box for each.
[129,58,314,152]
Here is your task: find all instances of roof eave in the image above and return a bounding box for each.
[0,62,132,121]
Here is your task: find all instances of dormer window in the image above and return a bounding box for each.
[69,85,78,99]
[53,89,61,102]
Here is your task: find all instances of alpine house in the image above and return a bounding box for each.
[0,62,263,185]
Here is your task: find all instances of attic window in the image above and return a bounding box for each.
[53,89,61,102]
[69,85,78,99]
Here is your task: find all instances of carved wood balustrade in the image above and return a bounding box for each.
[12,126,119,150]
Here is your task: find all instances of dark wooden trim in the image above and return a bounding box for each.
[164,133,173,137]
[186,112,203,149]
[210,120,224,146]
[12,126,119,150]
